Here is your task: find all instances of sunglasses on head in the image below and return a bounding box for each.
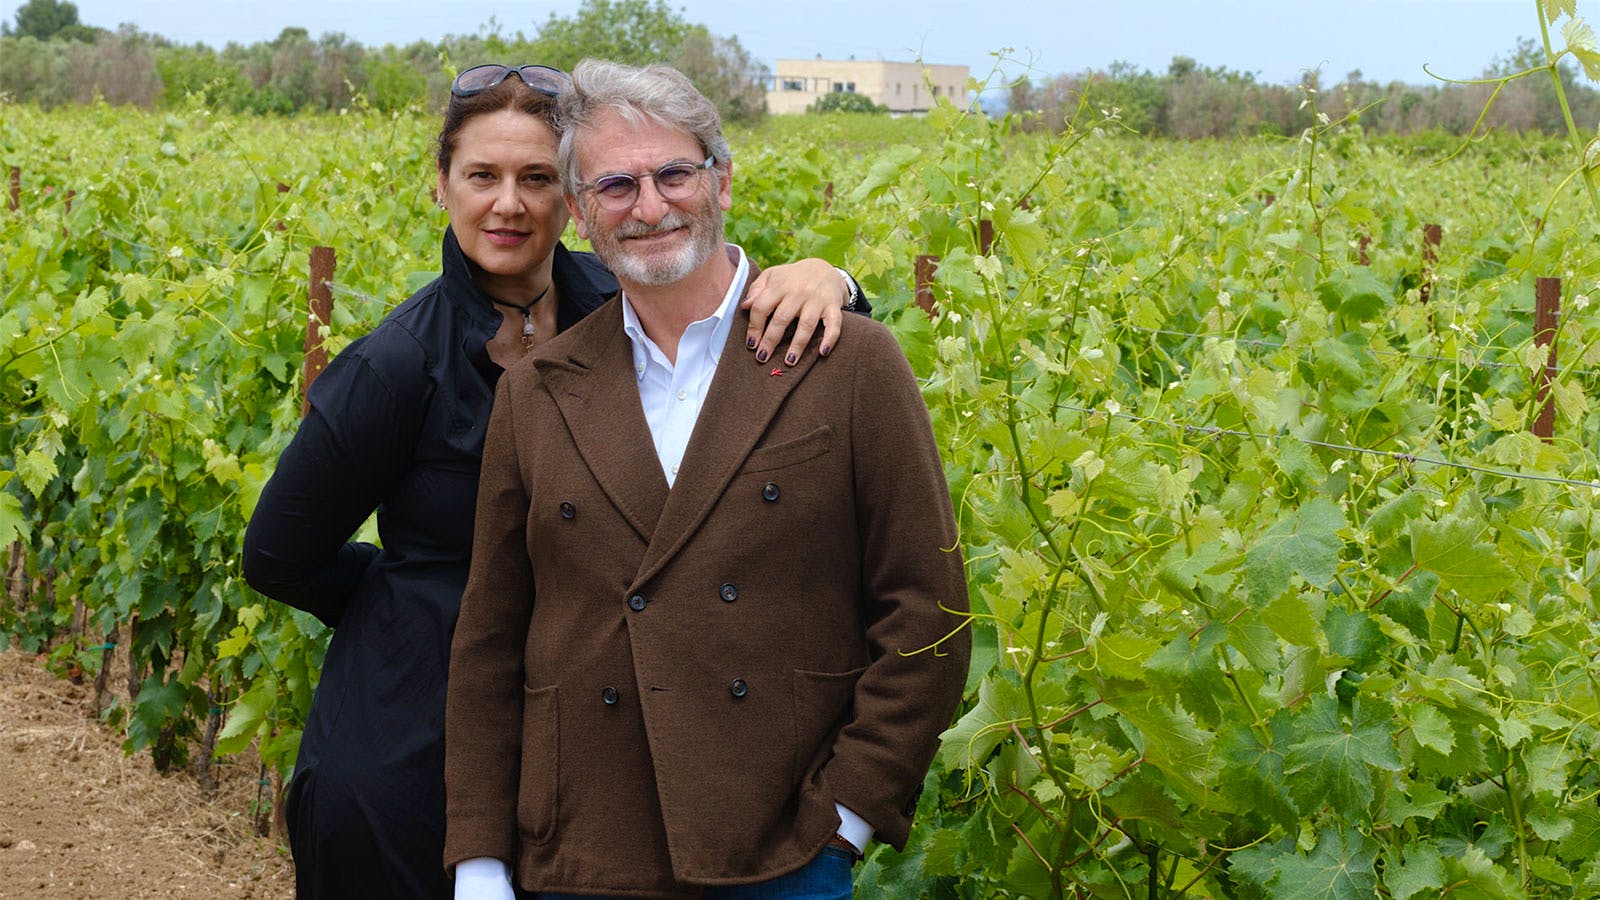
[450,64,570,98]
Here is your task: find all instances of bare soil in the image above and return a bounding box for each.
[0,647,294,899]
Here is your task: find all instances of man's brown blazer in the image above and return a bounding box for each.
[444,275,970,896]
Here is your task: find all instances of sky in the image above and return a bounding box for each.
[65,0,1544,92]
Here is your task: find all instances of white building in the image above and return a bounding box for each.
[766,58,971,115]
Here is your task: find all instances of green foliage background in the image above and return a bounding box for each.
[4,11,1600,895]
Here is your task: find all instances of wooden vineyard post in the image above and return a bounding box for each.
[1532,277,1560,442]
[302,246,336,417]
[1358,233,1370,266]
[8,166,18,212]
[979,219,994,255]
[915,254,940,317]
[1419,224,1441,303]
[823,181,834,211]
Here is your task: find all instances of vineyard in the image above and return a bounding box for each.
[5,21,1600,900]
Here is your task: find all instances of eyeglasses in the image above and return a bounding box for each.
[578,157,717,212]
[450,64,570,98]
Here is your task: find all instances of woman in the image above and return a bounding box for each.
[241,63,866,900]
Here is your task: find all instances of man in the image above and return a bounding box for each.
[444,59,969,900]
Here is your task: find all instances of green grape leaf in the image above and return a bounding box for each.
[1323,607,1382,669]
[1409,704,1455,754]
[1574,47,1600,81]
[1101,683,1219,803]
[1543,0,1578,25]
[919,828,964,877]
[1261,593,1325,648]
[1386,842,1444,900]
[1286,696,1401,817]
[215,625,251,660]
[1388,779,1450,824]
[1559,805,1600,863]
[216,674,276,756]
[847,144,921,202]
[0,474,25,545]
[1563,16,1597,53]
[1365,490,1427,543]
[1410,514,1515,600]
[1525,741,1574,798]
[1268,827,1379,900]
[1441,846,1520,897]
[937,671,1024,771]
[1244,497,1346,606]
[17,449,59,498]
[1315,267,1391,322]
[1220,713,1299,829]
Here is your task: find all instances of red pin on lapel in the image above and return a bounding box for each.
[770,367,784,377]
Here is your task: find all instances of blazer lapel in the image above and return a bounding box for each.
[631,296,819,590]
[534,299,670,545]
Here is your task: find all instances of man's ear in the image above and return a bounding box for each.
[564,193,589,240]
[717,159,733,211]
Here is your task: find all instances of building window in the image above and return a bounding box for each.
[832,81,845,92]
[781,78,804,91]
[845,82,856,92]
[896,83,902,95]
[932,85,940,97]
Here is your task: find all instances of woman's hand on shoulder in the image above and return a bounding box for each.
[742,258,852,366]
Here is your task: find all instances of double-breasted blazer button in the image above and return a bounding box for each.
[719,583,738,602]
[601,686,619,705]
[761,482,780,502]
[559,501,576,520]
[729,678,748,698]
[627,593,647,612]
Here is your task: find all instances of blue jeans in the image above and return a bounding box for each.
[535,845,854,900]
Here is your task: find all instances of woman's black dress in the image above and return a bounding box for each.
[242,229,615,899]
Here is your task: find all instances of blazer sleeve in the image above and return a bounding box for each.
[241,332,429,626]
[818,322,970,850]
[443,370,538,872]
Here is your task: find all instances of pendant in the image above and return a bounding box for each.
[521,314,535,350]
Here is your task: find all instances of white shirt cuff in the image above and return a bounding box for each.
[454,857,514,900]
[834,802,873,854]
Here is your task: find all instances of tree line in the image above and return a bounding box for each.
[1008,45,1600,139]
[5,0,1596,136]
[0,0,769,121]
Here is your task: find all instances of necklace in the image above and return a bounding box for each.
[491,284,551,352]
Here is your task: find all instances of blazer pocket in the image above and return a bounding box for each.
[791,664,867,785]
[518,684,559,844]
[742,425,834,474]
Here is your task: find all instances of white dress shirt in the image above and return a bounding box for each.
[620,246,750,487]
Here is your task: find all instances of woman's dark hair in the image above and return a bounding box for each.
[436,79,559,174]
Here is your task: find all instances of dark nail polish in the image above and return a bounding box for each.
[820,345,832,356]
[785,353,797,366]
[756,349,768,363]
[747,337,756,349]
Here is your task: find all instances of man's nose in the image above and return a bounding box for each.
[630,176,670,224]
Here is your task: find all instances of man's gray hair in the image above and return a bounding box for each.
[555,59,732,194]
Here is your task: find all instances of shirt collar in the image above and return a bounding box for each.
[621,244,749,381]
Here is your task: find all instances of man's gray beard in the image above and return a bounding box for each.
[597,207,723,287]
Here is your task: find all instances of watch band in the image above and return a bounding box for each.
[833,266,861,312]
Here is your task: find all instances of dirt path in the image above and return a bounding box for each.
[0,648,294,899]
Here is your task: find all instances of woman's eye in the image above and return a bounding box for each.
[467,171,494,181]
[522,173,553,186]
